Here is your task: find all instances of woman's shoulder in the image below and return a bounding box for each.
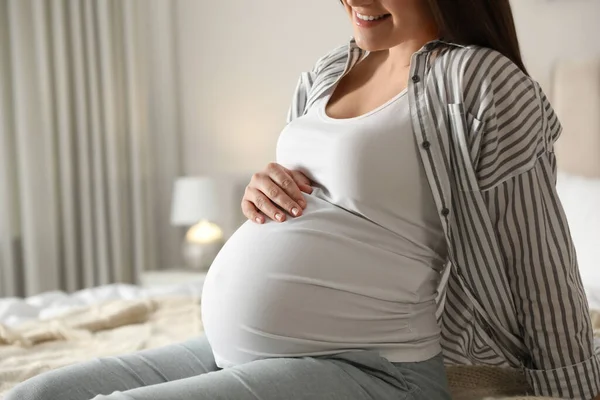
[309,43,350,75]
[437,45,562,189]
[439,44,530,80]
[444,45,535,85]
[436,45,540,120]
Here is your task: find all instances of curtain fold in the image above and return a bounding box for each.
[0,0,22,296]
[0,0,182,297]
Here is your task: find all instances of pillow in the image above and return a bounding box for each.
[556,170,600,308]
[552,58,600,178]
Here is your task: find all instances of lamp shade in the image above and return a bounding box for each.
[170,176,222,226]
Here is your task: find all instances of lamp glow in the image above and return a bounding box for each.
[170,176,232,271]
[185,220,224,244]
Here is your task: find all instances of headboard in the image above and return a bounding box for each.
[552,58,600,178]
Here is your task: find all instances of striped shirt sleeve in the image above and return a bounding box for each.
[285,45,346,125]
[481,80,600,398]
[286,73,309,125]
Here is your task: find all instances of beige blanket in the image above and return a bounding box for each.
[0,296,596,399]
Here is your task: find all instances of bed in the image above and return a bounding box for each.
[0,279,598,400]
[2,59,600,400]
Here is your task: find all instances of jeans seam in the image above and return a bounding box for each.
[326,359,375,400]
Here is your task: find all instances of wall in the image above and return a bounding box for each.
[510,0,600,94]
[176,0,348,177]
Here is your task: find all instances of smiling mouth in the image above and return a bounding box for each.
[356,12,390,20]
[354,11,392,26]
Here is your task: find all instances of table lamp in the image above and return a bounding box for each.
[170,176,226,271]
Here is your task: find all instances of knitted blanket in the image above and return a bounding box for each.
[0,296,597,399]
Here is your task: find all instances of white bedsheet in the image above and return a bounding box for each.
[588,291,600,311]
[0,282,203,328]
[556,171,600,306]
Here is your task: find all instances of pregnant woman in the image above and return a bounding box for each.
[7,0,600,399]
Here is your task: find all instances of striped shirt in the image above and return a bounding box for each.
[286,37,600,399]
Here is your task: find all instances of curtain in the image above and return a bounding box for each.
[0,0,183,297]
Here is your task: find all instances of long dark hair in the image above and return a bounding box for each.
[339,0,528,75]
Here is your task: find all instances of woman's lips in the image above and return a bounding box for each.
[354,12,391,28]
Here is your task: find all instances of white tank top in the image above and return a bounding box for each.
[201,82,447,368]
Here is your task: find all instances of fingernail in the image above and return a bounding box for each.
[275,213,284,222]
[292,207,299,216]
[255,217,262,224]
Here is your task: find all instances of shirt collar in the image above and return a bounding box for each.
[347,36,465,54]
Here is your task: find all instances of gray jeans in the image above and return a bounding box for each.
[4,334,451,400]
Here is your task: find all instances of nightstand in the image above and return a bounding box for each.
[140,269,208,289]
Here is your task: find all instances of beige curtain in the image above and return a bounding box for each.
[0,0,183,297]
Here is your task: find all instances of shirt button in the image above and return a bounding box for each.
[441,208,450,217]
[422,140,431,150]
[412,75,421,83]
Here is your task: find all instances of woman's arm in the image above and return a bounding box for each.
[461,48,600,397]
[484,149,600,399]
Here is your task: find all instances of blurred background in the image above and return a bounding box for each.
[1,0,599,298]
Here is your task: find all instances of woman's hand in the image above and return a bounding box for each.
[242,163,313,224]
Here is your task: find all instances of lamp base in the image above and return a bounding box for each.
[182,240,223,271]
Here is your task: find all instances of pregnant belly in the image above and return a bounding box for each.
[200,195,439,367]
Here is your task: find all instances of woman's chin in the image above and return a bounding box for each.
[351,34,389,52]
